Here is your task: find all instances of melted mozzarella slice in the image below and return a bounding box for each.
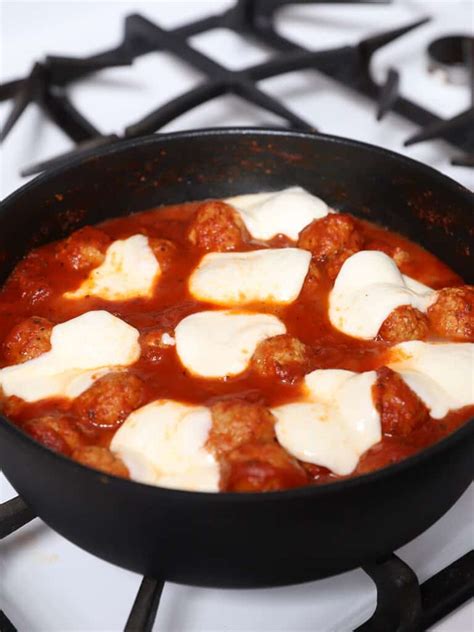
[329,250,436,339]
[388,341,474,418]
[111,400,219,492]
[65,234,160,301]
[226,187,329,240]
[175,310,286,378]
[189,248,311,306]
[273,369,381,475]
[0,311,140,402]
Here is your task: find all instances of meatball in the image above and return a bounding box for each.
[55,226,111,271]
[301,461,334,483]
[367,241,411,269]
[71,446,129,478]
[297,214,364,279]
[427,286,474,341]
[356,439,416,475]
[208,399,276,456]
[250,334,313,383]
[300,260,323,294]
[223,443,308,492]
[73,372,146,428]
[7,251,52,304]
[378,305,429,343]
[23,415,84,455]
[148,238,177,271]
[2,316,53,365]
[140,328,175,363]
[187,200,246,251]
[391,246,411,268]
[1,394,25,418]
[373,366,429,437]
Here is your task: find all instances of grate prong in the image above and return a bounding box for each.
[0,64,44,142]
[0,496,36,539]
[404,108,473,146]
[376,68,400,120]
[124,576,165,632]
[125,82,225,137]
[359,17,431,59]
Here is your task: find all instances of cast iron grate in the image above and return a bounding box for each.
[1,0,473,177]
[1,495,473,632]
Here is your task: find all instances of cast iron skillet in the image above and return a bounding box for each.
[0,129,472,588]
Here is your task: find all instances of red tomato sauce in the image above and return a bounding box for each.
[0,200,471,490]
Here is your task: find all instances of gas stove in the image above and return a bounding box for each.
[1,1,473,630]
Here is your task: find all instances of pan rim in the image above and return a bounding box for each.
[1,409,473,502]
[1,127,472,210]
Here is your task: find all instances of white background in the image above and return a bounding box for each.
[1,1,473,630]
[1,0,474,197]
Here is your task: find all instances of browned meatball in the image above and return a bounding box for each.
[2,316,53,365]
[250,334,313,383]
[223,443,308,492]
[71,445,129,478]
[300,260,323,293]
[373,366,429,437]
[366,241,411,269]
[73,372,146,428]
[301,461,334,483]
[55,226,111,271]
[356,439,416,475]
[140,328,175,363]
[427,286,474,341]
[208,399,276,456]
[187,200,246,252]
[7,251,52,304]
[391,246,411,268]
[23,415,84,455]
[148,238,177,271]
[298,214,364,279]
[0,394,25,418]
[378,305,429,343]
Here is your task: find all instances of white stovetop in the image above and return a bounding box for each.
[1,1,473,630]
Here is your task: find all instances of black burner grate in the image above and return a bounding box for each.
[1,495,473,632]
[1,0,473,176]
[1,3,473,627]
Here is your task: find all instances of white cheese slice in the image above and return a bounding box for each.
[175,310,286,378]
[189,248,311,306]
[273,369,381,475]
[111,400,219,492]
[225,186,329,240]
[329,250,436,339]
[387,341,474,418]
[0,311,140,402]
[64,234,160,301]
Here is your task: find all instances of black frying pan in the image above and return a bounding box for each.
[0,129,472,588]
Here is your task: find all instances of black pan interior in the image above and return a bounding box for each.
[0,129,472,282]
